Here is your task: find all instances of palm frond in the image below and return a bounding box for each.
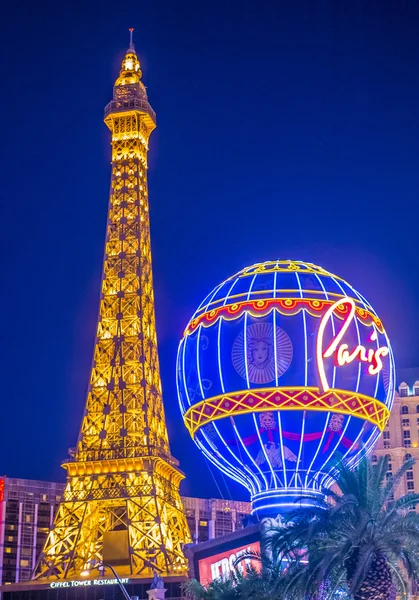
[381,458,416,505]
[185,457,419,600]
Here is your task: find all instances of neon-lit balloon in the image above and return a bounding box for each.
[177,261,395,517]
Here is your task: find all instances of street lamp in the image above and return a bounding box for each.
[81,562,132,600]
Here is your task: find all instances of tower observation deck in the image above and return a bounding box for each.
[34,31,191,581]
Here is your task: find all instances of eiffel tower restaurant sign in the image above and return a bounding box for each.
[49,578,130,589]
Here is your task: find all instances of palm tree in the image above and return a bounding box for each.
[183,557,287,600]
[264,456,419,600]
[183,574,239,600]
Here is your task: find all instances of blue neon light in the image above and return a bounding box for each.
[177,261,396,516]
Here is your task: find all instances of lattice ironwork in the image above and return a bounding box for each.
[34,38,191,581]
[183,386,390,436]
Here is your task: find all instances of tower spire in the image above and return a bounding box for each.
[34,36,190,582]
[115,29,143,89]
[128,27,135,51]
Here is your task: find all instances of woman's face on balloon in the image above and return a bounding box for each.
[252,340,268,365]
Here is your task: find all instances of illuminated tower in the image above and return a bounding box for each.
[35,31,191,580]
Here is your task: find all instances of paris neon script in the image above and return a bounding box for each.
[317,297,389,393]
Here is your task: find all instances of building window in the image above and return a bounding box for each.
[386,472,394,499]
[404,440,412,448]
[384,441,391,448]
[407,471,414,480]
[198,510,210,543]
[197,525,209,542]
[372,455,378,463]
[405,453,413,462]
[37,527,49,534]
[404,430,411,439]
[415,383,419,397]
[400,383,409,397]
[185,508,196,540]
[20,560,29,568]
[215,509,233,537]
[383,431,390,439]
[236,512,250,530]
[401,405,409,414]
[408,481,415,491]
[402,418,410,427]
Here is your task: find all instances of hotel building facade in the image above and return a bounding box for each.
[373,370,419,498]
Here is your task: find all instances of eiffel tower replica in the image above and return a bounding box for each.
[35,30,191,581]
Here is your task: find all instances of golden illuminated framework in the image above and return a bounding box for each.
[35,32,191,581]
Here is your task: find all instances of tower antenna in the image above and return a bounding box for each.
[129,27,135,51]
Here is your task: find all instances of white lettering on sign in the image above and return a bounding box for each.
[209,546,252,581]
[198,541,260,584]
[316,297,389,392]
[49,578,129,589]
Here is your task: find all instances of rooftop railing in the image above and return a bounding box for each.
[104,98,156,122]
[64,444,178,466]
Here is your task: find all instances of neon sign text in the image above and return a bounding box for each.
[49,578,129,589]
[198,542,261,584]
[317,297,389,392]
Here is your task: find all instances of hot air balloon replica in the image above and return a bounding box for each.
[177,261,395,517]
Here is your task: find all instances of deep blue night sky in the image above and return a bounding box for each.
[1,0,419,501]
